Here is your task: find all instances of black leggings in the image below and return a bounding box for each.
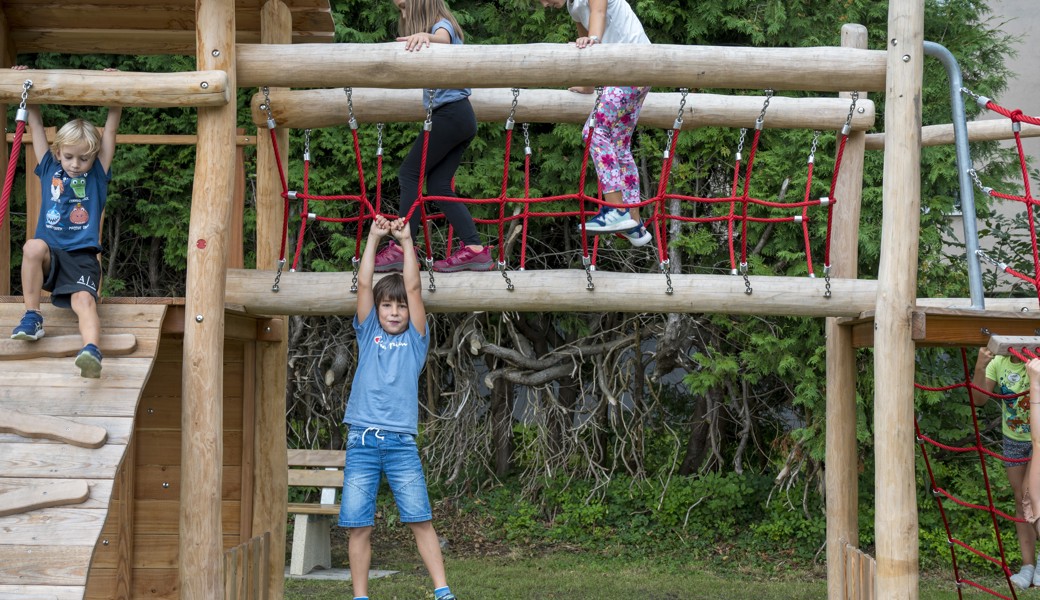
[398,98,480,247]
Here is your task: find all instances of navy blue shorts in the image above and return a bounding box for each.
[44,247,100,309]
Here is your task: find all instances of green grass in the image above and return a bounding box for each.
[284,551,981,599]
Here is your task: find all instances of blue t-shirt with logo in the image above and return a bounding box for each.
[344,310,429,435]
[33,152,110,252]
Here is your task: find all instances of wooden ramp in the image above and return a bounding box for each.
[0,302,166,600]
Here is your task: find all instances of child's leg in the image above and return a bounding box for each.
[70,291,101,347]
[348,526,373,598]
[424,100,480,250]
[20,239,50,311]
[584,86,650,220]
[608,86,650,221]
[1007,462,1037,566]
[408,520,448,588]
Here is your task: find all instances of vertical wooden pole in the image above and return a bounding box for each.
[254,2,291,598]
[228,128,247,270]
[180,0,236,597]
[875,1,924,599]
[826,23,869,600]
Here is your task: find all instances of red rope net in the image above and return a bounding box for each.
[264,89,857,284]
[915,346,1040,599]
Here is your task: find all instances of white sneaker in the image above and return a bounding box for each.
[1011,564,1035,590]
[581,207,637,233]
[621,222,652,247]
[1033,562,1040,587]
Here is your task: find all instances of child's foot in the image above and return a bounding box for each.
[620,221,652,247]
[373,241,423,272]
[1010,564,1035,590]
[11,310,44,341]
[75,344,103,379]
[580,207,637,233]
[433,246,493,273]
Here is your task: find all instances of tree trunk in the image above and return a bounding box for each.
[492,374,514,477]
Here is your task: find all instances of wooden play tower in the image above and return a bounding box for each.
[0,1,1034,599]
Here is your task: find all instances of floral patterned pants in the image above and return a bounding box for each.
[582,85,651,205]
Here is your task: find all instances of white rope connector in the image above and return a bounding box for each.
[819,197,831,206]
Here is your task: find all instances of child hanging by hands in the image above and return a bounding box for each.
[339,215,457,600]
[9,65,121,378]
[538,0,653,247]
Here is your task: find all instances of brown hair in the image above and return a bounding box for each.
[398,0,464,41]
[373,273,407,306]
[51,118,102,160]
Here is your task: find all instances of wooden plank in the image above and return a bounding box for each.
[0,417,131,445]
[287,449,344,468]
[286,502,339,516]
[0,387,146,417]
[865,118,1040,150]
[0,481,90,517]
[988,335,1040,356]
[0,359,154,387]
[0,585,84,599]
[238,43,889,92]
[11,28,333,56]
[0,506,104,543]
[0,442,127,479]
[135,430,243,467]
[227,269,880,318]
[287,470,342,488]
[850,308,1040,348]
[0,479,111,509]
[135,466,243,501]
[0,333,136,360]
[253,87,877,131]
[137,500,241,536]
[0,544,92,585]
[0,407,108,448]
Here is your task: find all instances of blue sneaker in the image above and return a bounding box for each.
[580,207,637,233]
[621,222,653,247]
[11,310,44,341]
[75,344,103,379]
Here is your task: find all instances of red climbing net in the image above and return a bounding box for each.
[968,90,1040,302]
[261,88,859,285]
[916,345,1040,599]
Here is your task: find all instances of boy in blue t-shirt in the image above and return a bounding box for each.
[10,70,121,379]
[339,215,456,600]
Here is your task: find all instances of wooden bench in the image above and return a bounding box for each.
[287,448,345,576]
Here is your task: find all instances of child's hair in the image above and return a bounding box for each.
[50,118,103,160]
[398,0,464,41]
[373,273,408,307]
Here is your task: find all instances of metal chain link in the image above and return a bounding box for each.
[841,91,859,136]
[523,122,531,156]
[740,262,752,295]
[498,260,514,291]
[260,87,276,129]
[660,259,673,295]
[808,131,821,164]
[425,256,436,292]
[303,128,311,161]
[968,168,993,194]
[350,257,360,293]
[376,123,384,157]
[506,88,519,130]
[823,264,832,299]
[344,87,358,130]
[583,255,595,290]
[424,89,434,131]
[272,259,285,292]
[755,89,773,130]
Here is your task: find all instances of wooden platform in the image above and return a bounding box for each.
[0,302,165,600]
[840,298,1040,347]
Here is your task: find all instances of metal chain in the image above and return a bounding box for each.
[523,122,531,156]
[506,88,519,130]
[19,80,32,110]
[498,260,514,291]
[976,249,1008,271]
[303,129,311,161]
[841,91,859,136]
[376,123,384,157]
[350,257,360,293]
[739,262,752,295]
[823,264,832,299]
[344,87,358,130]
[424,89,434,131]
[660,259,673,295]
[674,87,689,130]
[808,131,821,164]
[583,255,596,290]
[425,256,436,292]
[755,89,773,130]
[260,87,276,129]
[272,259,285,292]
[968,168,993,194]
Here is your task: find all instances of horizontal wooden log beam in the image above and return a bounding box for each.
[226,269,878,317]
[251,88,876,131]
[0,69,229,107]
[237,43,888,92]
[864,119,1040,149]
[6,133,257,146]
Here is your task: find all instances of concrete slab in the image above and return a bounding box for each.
[284,566,397,581]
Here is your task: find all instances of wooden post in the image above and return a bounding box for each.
[180,0,236,597]
[228,128,246,270]
[875,1,924,599]
[826,23,869,600]
[254,2,291,598]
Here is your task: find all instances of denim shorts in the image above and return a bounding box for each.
[1003,437,1032,469]
[338,427,433,528]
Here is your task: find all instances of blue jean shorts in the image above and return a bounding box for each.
[1003,437,1033,469]
[338,427,433,528]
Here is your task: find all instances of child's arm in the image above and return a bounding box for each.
[390,219,426,336]
[11,66,48,163]
[397,24,452,52]
[972,346,995,405]
[356,216,392,323]
[97,105,122,172]
[574,0,607,48]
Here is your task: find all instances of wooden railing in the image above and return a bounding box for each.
[224,532,271,600]
[843,543,876,600]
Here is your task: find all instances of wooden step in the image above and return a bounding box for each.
[0,480,90,517]
[0,333,137,361]
[0,407,108,448]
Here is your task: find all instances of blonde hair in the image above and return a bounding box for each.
[398,0,464,42]
[50,118,102,160]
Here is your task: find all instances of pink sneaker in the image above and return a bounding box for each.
[373,242,405,272]
[432,246,494,273]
